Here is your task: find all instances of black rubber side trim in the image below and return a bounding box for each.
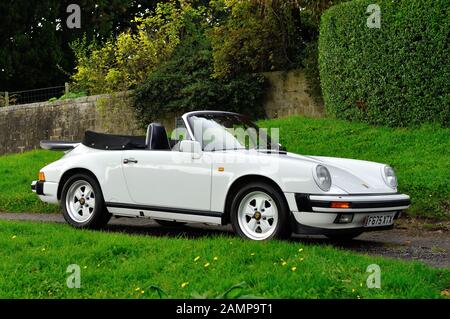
[105,202,222,218]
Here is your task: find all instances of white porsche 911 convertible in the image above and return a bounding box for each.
[32,111,410,240]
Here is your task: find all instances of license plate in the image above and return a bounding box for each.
[364,213,395,227]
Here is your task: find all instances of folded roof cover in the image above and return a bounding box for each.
[82,131,146,150]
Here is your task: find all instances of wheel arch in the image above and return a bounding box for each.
[222,174,288,225]
[57,168,102,200]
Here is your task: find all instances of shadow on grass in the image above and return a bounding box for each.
[102,218,389,251]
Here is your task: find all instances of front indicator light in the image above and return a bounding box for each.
[38,172,46,182]
[330,201,350,209]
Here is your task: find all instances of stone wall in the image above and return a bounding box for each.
[263,70,324,118]
[0,70,323,155]
[0,92,143,155]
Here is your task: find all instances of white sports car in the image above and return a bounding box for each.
[32,111,410,240]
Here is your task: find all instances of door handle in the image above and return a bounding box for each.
[123,158,138,164]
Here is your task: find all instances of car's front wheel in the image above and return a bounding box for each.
[61,173,111,229]
[230,182,291,240]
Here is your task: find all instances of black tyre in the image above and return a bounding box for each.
[230,182,291,240]
[61,173,111,229]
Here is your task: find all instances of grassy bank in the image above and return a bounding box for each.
[0,150,62,213]
[261,116,450,220]
[0,116,448,219]
[0,220,448,298]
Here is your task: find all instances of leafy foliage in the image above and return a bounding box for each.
[71,1,190,94]
[208,0,305,79]
[319,0,449,126]
[133,34,266,125]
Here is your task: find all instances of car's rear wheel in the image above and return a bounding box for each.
[230,182,291,240]
[154,220,186,227]
[61,173,111,229]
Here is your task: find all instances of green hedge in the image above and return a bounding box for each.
[319,0,449,127]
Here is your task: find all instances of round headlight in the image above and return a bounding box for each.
[314,165,332,192]
[383,166,397,189]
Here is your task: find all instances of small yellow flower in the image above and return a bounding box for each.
[352,288,356,293]
[194,256,201,262]
[291,266,297,272]
[11,235,17,240]
[281,261,287,266]
[250,253,255,256]
[41,248,46,252]
[204,262,210,268]
[213,256,218,261]
[298,248,303,253]
[299,258,304,262]
[140,290,145,294]
[135,287,140,291]
[181,282,189,288]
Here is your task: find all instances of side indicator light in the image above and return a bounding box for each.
[38,172,46,182]
[330,201,350,209]
[218,167,225,172]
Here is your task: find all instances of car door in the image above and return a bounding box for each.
[120,149,212,211]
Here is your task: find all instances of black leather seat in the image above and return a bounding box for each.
[145,123,171,150]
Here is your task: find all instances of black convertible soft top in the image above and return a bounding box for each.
[82,131,146,150]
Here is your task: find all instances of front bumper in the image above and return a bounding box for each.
[289,193,410,235]
[31,180,59,204]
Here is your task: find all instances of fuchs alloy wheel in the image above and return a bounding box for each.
[61,173,111,229]
[230,182,291,240]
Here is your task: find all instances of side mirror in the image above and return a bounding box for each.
[278,143,287,152]
[180,140,203,159]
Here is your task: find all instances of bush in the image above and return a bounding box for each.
[319,0,449,127]
[70,1,191,94]
[209,0,305,79]
[133,35,266,126]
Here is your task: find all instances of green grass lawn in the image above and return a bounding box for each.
[0,220,448,298]
[0,150,62,213]
[0,115,448,219]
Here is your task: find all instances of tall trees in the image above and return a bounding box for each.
[0,0,157,91]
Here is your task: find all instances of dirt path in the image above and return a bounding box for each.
[1,212,449,268]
